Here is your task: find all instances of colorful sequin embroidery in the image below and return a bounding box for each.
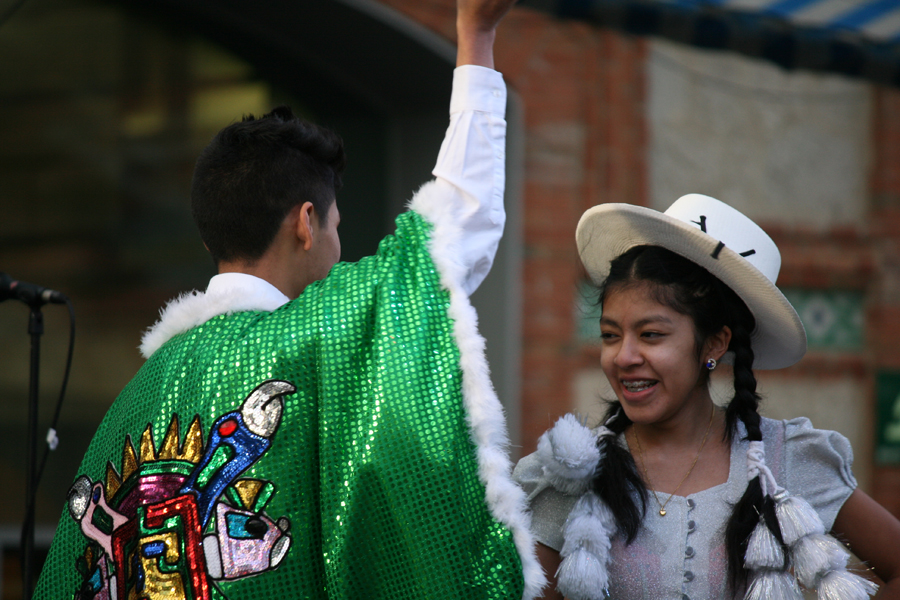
[67,380,296,600]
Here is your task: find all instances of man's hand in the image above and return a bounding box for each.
[456,0,517,68]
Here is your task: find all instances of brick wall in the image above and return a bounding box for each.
[869,87,900,514]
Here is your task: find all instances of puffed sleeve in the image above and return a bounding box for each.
[513,452,580,552]
[778,417,858,531]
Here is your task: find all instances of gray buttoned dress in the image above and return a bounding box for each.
[513,417,857,600]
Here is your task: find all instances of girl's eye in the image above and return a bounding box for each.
[641,331,663,339]
[599,332,618,341]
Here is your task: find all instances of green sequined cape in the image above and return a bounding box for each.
[34,208,538,600]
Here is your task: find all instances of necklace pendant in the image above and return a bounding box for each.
[659,508,667,516]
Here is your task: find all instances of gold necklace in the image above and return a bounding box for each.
[632,404,715,517]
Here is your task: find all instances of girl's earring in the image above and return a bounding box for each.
[705,358,717,371]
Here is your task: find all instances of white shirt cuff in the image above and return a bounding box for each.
[450,65,507,118]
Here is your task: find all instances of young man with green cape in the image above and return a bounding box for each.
[33,1,546,599]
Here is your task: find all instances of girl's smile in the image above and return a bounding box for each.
[599,284,729,427]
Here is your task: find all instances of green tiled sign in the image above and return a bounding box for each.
[876,371,900,465]
[780,289,863,351]
[576,281,603,344]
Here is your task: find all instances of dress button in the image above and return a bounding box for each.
[687,499,696,509]
[684,571,694,582]
[685,546,695,558]
[687,520,696,532]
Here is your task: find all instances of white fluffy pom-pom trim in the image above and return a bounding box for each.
[536,414,600,495]
[560,494,614,559]
[816,569,878,600]
[556,491,615,600]
[556,548,609,600]
[745,520,786,570]
[744,570,803,600]
[776,495,825,546]
[791,533,850,589]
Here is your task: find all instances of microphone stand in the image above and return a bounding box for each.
[22,303,43,600]
[2,274,73,600]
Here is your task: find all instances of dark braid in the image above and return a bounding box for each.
[589,245,783,587]
[724,319,761,443]
[724,318,787,591]
[593,403,646,543]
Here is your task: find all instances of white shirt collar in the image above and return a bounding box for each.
[206,272,290,311]
[139,272,291,358]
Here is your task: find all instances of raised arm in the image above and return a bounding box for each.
[456,0,516,68]
[410,0,517,295]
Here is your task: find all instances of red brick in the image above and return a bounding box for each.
[873,87,900,205]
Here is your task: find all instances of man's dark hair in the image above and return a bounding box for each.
[191,105,346,265]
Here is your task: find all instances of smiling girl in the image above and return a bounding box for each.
[514,194,900,600]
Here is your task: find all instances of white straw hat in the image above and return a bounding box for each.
[576,194,806,369]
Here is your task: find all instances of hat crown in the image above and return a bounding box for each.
[664,194,781,284]
[574,194,805,368]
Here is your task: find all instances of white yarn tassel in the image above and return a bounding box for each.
[816,569,878,600]
[744,440,792,583]
[560,497,614,559]
[791,533,849,589]
[557,492,614,600]
[744,570,803,600]
[775,495,825,545]
[742,440,876,600]
[536,414,602,496]
[556,550,609,600]
[744,519,785,570]
[747,441,782,498]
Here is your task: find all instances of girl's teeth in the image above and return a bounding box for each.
[623,380,654,392]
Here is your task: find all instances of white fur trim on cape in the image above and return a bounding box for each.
[410,180,548,599]
[139,283,280,359]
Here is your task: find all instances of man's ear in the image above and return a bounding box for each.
[295,201,316,251]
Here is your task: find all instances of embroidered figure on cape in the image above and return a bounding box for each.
[67,380,296,600]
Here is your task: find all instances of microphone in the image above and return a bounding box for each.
[0,272,67,306]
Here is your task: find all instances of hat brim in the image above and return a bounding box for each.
[576,203,806,370]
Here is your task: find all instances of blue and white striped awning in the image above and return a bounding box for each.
[749,0,900,42]
[523,0,900,85]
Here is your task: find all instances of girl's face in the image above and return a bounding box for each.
[599,284,729,427]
